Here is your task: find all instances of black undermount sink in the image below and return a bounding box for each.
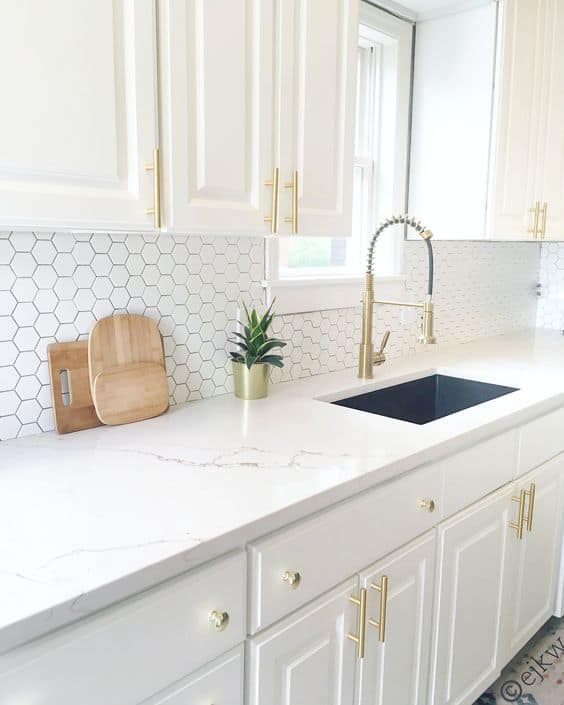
[332,374,519,425]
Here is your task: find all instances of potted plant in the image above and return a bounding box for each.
[229,302,286,400]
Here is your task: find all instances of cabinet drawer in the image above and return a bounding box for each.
[518,406,564,476]
[143,646,244,705]
[248,464,440,633]
[440,430,517,517]
[0,552,246,705]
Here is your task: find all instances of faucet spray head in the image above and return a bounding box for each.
[418,298,437,345]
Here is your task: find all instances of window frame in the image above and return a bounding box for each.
[266,3,414,315]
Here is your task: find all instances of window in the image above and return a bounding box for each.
[267,3,413,314]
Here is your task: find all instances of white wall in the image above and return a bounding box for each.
[408,2,497,238]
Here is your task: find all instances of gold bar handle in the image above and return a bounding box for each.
[284,170,299,234]
[145,147,162,229]
[540,202,548,239]
[528,201,541,239]
[524,482,536,532]
[509,490,527,540]
[264,167,280,234]
[368,575,388,642]
[347,588,367,659]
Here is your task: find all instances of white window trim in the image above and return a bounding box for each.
[266,3,413,315]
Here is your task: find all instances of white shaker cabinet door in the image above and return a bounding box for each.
[502,456,562,658]
[537,0,564,240]
[0,0,158,231]
[488,0,546,239]
[247,579,359,705]
[144,647,244,705]
[357,532,436,705]
[276,0,359,236]
[159,0,275,235]
[429,486,512,705]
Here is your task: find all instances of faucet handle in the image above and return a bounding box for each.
[373,330,390,366]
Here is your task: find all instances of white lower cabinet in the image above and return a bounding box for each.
[502,457,563,658]
[430,486,512,705]
[143,646,243,705]
[247,579,359,705]
[357,533,436,705]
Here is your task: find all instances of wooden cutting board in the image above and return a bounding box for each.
[47,340,102,434]
[92,363,169,425]
[88,314,169,425]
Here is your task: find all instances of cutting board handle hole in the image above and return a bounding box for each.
[59,369,70,407]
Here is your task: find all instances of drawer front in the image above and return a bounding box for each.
[248,464,440,633]
[0,552,246,705]
[440,430,517,517]
[144,646,244,705]
[518,407,564,476]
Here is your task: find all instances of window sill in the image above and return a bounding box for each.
[264,275,406,315]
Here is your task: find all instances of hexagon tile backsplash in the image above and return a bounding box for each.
[0,232,540,441]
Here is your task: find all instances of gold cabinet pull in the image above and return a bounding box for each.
[368,575,388,642]
[419,498,436,513]
[264,167,280,234]
[540,202,548,239]
[284,170,299,233]
[145,147,162,229]
[208,610,229,632]
[524,482,536,532]
[529,201,541,239]
[347,588,367,659]
[509,489,527,540]
[281,570,301,588]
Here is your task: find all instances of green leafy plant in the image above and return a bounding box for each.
[229,302,286,370]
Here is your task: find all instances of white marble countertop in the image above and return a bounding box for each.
[2,328,564,653]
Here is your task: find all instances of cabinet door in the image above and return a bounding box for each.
[536,0,564,240]
[430,487,512,705]
[276,0,359,236]
[0,0,158,231]
[247,579,359,705]
[144,647,243,705]
[502,456,562,658]
[159,0,275,234]
[357,533,436,705]
[488,0,546,239]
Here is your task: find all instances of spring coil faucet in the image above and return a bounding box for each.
[358,214,437,379]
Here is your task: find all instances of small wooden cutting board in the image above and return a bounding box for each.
[92,363,169,426]
[47,340,102,434]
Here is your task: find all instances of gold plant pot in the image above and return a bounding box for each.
[232,361,269,400]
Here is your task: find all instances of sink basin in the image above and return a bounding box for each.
[331,374,519,425]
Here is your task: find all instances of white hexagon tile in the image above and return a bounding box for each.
[0,232,541,441]
[537,242,564,330]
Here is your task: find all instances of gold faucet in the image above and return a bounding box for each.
[358,215,437,379]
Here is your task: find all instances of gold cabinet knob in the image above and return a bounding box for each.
[208,610,229,632]
[419,498,436,512]
[282,570,301,588]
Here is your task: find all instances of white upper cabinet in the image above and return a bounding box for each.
[489,0,564,240]
[0,0,158,231]
[160,0,359,237]
[276,0,359,237]
[158,0,275,235]
[535,0,564,240]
